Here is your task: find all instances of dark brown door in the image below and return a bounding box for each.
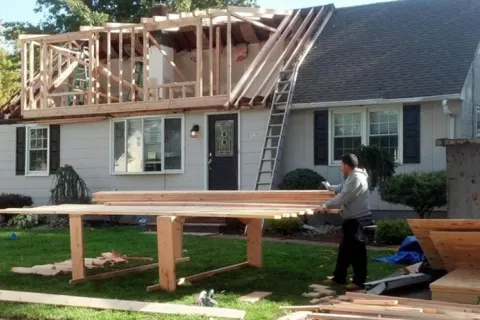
[208,114,239,190]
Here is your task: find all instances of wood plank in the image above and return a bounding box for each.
[306,314,406,320]
[239,291,271,302]
[119,28,123,102]
[130,28,136,101]
[226,13,232,102]
[173,218,184,259]
[229,12,277,33]
[40,42,47,109]
[215,26,221,95]
[196,19,203,97]
[29,41,34,109]
[429,231,480,271]
[0,290,246,319]
[21,42,27,114]
[142,29,150,101]
[247,219,262,268]
[69,215,85,282]
[88,35,95,105]
[408,219,480,270]
[156,216,177,291]
[107,31,112,103]
[95,33,100,103]
[209,18,213,96]
[178,262,249,284]
[430,269,480,295]
[352,299,399,306]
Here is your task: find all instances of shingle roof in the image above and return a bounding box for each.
[293,0,480,104]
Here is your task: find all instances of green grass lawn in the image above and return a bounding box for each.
[0,227,400,320]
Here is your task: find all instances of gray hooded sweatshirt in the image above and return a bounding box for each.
[325,168,371,220]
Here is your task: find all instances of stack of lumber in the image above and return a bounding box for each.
[302,285,336,304]
[279,292,480,319]
[12,251,152,276]
[408,219,480,304]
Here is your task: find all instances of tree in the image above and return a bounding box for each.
[32,0,258,34]
[0,44,19,106]
[355,145,398,190]
[379,170,447,219]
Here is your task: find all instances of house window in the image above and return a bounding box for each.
[112,116,184,174]
[26,126,49,175]
[330,107,402,164]
[368,110,400,159]
[332,112,362,161]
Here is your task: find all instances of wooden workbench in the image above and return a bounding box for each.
[0,190,337,292]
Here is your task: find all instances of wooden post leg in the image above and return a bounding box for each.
[173,218,184,260]
[157,216,177,292]
[69,215,85,283]
[247,219,263,268]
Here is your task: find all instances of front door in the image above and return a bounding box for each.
[208,114,238,190]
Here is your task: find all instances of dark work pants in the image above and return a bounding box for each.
[333,218,367,287]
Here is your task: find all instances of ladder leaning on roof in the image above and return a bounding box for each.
[244,5,334,234]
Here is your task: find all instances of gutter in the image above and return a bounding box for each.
[290,94,462,110]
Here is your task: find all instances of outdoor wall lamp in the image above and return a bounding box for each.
[190,124,200,138]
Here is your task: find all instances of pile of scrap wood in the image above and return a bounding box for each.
[12,251,152,276]
[408,219,480,304]
[279,292,480,319]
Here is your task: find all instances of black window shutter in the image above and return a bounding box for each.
[49,125,61,174]
[15,127,26,176]
[314,110,329,165]
[403,105,421,164]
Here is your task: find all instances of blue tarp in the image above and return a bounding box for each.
[374,236,425,265]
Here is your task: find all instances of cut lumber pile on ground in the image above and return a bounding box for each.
[0,290,246,319]
[278,292,480,319]
[303,285,336,304]
[239,291,272,303]
[408,219,480,304]
[12,251,152,276]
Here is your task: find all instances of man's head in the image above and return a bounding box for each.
[340,153,359,176]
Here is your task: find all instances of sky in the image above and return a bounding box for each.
[0,0,394,25]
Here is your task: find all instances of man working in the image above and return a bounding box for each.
[318,153,372,291]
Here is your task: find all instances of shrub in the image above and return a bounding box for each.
[7,214,40,229]
[266,218,303,236]
[0,193,33,224]
[50,165,91,205]
[374,219,413,245]
[379,171,447,219]
[355,145,398,190]
[278,168,326,190]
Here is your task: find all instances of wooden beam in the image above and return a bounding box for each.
[107,31,112,104]
[209,18,214,96]
[130,28,136,101]
[247,219,262,268]
[95,33,100,103]
[228,11,277,33]
[142,29,150,101]
[0,290,246,319]
[156,216,177,292]
[29,41,34,109]
[173,219,184,260]
[178,262,249,284]
[196,19,203,97]
[226,14,232,102]
[215,26,221,95]
[69,215,85,282]
[21,42,27,115]
[119,28,123,103]
[70,263,159,284]
[88,35,95,105]
[40,42,47,109]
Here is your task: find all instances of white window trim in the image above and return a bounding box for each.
[328,106,403,166]
[109,115,185,175]
[25,125,50,177]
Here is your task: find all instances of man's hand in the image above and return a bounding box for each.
[317,204,327,214]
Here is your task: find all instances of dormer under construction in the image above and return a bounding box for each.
[2,5,333,121]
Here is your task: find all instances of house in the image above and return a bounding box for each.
[0,0,479,221]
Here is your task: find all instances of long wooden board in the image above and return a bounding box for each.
[430,269,480,295]
[0,290,246,319]
[0,204,339,219]
[93,190,334,204]
[429,231,480,271]
[408,219,480,270]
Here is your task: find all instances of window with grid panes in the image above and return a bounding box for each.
[332,112,362,161]
[368,110,399,159]
[27,127,49,174]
